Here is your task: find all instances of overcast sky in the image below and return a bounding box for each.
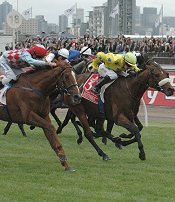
[1,0,175,24]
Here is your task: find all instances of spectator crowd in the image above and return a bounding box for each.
[2,34,175,57]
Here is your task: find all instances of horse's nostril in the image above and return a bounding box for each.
[73,94,82,101]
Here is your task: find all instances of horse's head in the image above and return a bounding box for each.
[56,60,82,106]
[145,60,174,96]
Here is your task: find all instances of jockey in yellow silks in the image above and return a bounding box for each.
[91,52,140,94]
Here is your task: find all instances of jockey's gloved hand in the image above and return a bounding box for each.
[128,70,136,76]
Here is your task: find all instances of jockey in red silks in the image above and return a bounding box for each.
[0,44,56,86]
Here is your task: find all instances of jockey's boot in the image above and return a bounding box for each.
[91,76,114,95]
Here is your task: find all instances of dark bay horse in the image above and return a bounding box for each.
[57,59,174,160]
[0,60,82,171]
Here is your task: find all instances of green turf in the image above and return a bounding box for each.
[0,121,174,202]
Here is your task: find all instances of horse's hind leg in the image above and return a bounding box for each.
[135,116,143,132]
[70,116,83,145]
[50,109,62,128]
[103,120,114,145]
[56,109,72,133]
[71,106,111,161]
[27,112,73,171]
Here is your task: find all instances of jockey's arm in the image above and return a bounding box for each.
[21,52,54,67]
[91,57,100,71]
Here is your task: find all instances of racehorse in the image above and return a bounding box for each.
[0,59,82,171]
[57,58,174,160]
[2,57,92,136]
[1,61,111,161]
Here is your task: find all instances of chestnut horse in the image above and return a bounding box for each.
[57,59,174,160]
[0,65,110,161]
[0,60,82,171]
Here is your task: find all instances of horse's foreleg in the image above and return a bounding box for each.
[71,106,111,161]
[18,124,27,137]
[27,112,73,171]
[106,120,114,134]
[115,115,145,160]
[3,122,12,135]
[119,116,143,139]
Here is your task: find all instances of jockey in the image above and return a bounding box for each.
[91,52,140,94]
[80,46,93,58]
[46,48,83,63]
[0,44,56,86]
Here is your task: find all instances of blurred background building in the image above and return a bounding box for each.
[0,0,175,38]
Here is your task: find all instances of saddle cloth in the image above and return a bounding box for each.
[81,74,114,104]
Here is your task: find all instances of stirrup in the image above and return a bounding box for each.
[91,86,100,95]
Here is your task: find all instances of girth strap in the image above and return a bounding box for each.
[14,86,44,97]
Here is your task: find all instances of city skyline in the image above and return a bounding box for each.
[1,0,175,24]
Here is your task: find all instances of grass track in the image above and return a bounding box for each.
[0,121,174,202]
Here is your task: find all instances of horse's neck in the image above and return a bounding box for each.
[23,68,62,96]
[129,70,149,99]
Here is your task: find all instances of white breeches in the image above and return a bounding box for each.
[0,56,17,84]
[98,63,118,80]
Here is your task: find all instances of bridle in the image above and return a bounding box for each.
[56,67,79,96]
[146,60,171,92]
[125,57,171,101]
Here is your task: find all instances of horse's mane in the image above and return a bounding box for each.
[55,59,72,70]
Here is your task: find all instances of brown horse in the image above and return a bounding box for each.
[58,59,174,160]
[0,60,82,171]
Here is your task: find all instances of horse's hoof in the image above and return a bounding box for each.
[56,128,62,134]
[30,126,35,130]
[113,137,122,149]
[119,133,127,138]
[103,155,111,161]
[2,133,6,135]
[139,153,146,160]
[115,142,122,150]
[65,167,76,172]
[76,138,83,145]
